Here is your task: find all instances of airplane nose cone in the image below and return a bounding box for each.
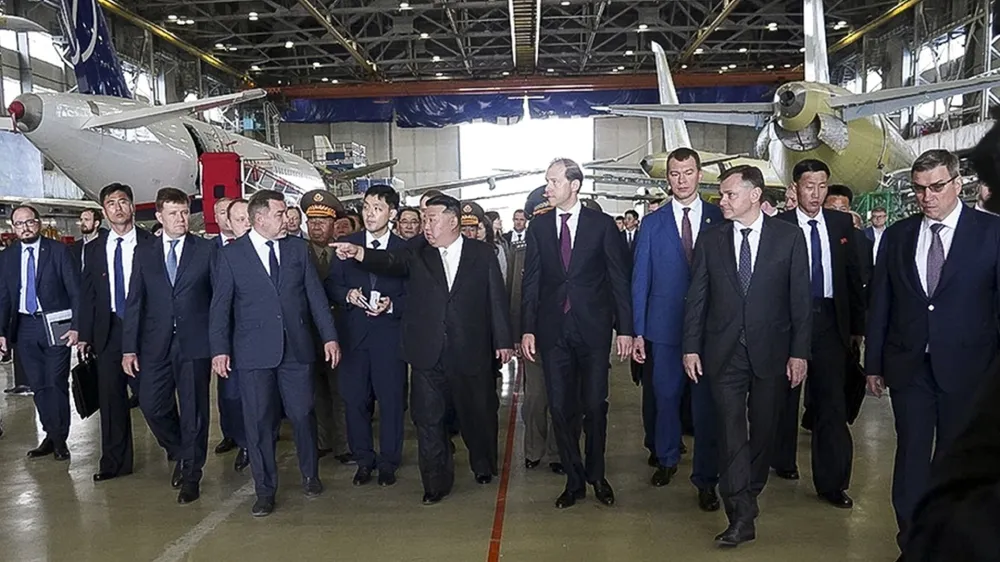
[9,93,42,132]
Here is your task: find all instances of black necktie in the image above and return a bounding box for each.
[808,219,824,299]
[369,239,380,289]
[266,240,279,287]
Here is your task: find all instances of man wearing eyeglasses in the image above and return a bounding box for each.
[865,148,1000,551]
[0,206,79,459]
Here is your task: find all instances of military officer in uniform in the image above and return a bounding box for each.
[300,189,353,464]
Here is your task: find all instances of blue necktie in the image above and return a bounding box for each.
[166,239,179,286]
[25,247,37,314]
[808,219,824,299]
[266,241,280,286]
[114,237,126,319]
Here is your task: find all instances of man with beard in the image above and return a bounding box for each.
[327,185,407,486]
[0,205,79,459]
[71,208,104,272]
[332,194,513,504]
[77,183,155,481]
[122,188,216,503]
[300,189,352,464]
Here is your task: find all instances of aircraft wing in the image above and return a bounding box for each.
[828,73,1000,122]
[82,89,267,130]
[0,196,100,210]
[319,160,398,182]
[338,169,544,202]
[597,103,775,128]
[0,15,47,33]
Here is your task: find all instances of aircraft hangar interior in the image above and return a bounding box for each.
[1,0,999,560]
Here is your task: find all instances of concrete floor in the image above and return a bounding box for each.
[0,359,901,562]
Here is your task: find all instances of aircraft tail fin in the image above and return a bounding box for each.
[803,0,831,83]
[651,41,692,149]
[57,0,132,98]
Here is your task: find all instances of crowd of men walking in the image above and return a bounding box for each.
[1,139,999,554]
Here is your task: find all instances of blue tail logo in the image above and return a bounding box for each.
[58,0,131,98]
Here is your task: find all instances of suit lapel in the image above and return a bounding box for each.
[661,204,686,264]
[172,235,195,289]
[240,236,277,292]
[934,206,971,296]
[35,239,51,291]
[450,240,477,295]
[748,218,778,295]
[717,223,742,295]
[422,244,448,290]
[901,220,924,299]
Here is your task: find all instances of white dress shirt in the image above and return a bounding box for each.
[438,234,464,290]
[163,233,186,265]
[106,228,138,314]
[248,228,280,275]
[732,211,765,273]
[366,230,391,249]
[510,230,526,244]
[871,226,886,265]
[671,197,704,245]
[795,208,834,298]
[19,239,41,314]
[555,199,583,249]
[915,202,962,295]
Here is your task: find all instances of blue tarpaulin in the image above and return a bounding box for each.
[281,85,776,127]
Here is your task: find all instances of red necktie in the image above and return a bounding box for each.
[224,238,233,246]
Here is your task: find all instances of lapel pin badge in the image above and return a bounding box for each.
[840,237,848,245]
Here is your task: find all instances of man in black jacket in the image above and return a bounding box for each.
[683,165,811,547]
[332,194,513,505]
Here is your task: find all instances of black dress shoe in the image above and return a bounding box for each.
[234,448,250,472]
[698,487,721,512]
[27,438,54,458]
[647,452,658,467]
[303,477,323,498]
[353,466,373,486]
[177,484,200,504]
[715,521,756,547]
[651,465,678,487]
[171,462,183,489]
[549,462,565,475]
[422,491,447,505]
[214,437,237,455]
[525,458,540,469]
[128,394,140,409]
[592,479,615,506]
[251,497,275,517]
[53,442,70,461]
[378,470,396,487]
[555,488,586,509]
[774,468,800,480]
[819,491,854,508]
[93,472,119,482]
[333,453,356,465]
[475,473,492,484]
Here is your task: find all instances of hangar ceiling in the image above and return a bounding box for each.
[116,0,964,85]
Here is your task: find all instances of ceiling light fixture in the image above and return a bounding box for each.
[432,55,440,62]
[248,11,258,21]
[767,64,774,69]
[251,65,261,71]
[547,68,554,72]
[800,47,806,52]
[215,43,225,49]
[313,62,321,67]
[436,72,443,77]
[228,46,237,51]
[625,49,634,56]
[420,32,429,39]
[561,0,570,5]
[502,71,510,76]
[331,79,339,84]
[681,64,688,69]
[167,15,177,21]
[186,19,194,25]
[694,48,704,54]
[638,23,648,31]
[322,77,329,82]
[399,1,411,9]
[767,22,778,31]
[285,41,294,48]
[739,47,747,53]
[617,65,625,70]
[784,63,791,68]
[729,63,736,68]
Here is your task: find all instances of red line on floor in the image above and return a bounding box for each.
[486,359,524,562]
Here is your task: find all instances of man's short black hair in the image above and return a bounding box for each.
[398,207,420,220]
[99,183,134,205]
[247,190,284,223]
[420,189,445,202]
[365,185,400,210]
[615,215,624,221]
[827,184,854,204]
[425,194,461,217]
[761,190,779,207]
[872,206,887,214]
[513,209,526,219]
[720,165,765,190]
[81,208,103,223]
[667,147,702,170]
[624,210,639,220]
[792,159,831,182]
[155,187,189,212]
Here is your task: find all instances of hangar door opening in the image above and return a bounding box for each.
[459,112,593,226]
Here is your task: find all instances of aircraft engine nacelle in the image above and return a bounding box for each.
[771,82,851,156]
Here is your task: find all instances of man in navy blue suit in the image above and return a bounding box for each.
[866,149,1000,549]
[0,205,79,460]
[631,148,722,511]
[209,189,341,518]
[327,185,408,487]
[122,188,217,504]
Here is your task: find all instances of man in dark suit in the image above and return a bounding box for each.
[300,190,352,465]
[210,189,341,517]
[327,185,408,487]
[70,208,103,272]
[865,149,1000,549]
[332,194,513,505]
[121,188,216,504]
[771,161,865,509]
[632,148,723,510]
[864,206,888,264]
[683,165,811,547]
[76,183,155,481]
[621,210,639,253]
[520,158,633,509]
[0,205,79,459]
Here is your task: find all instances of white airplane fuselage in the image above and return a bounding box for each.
[13,92,325,205]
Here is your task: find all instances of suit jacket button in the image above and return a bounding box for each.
[927,304,934,311]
